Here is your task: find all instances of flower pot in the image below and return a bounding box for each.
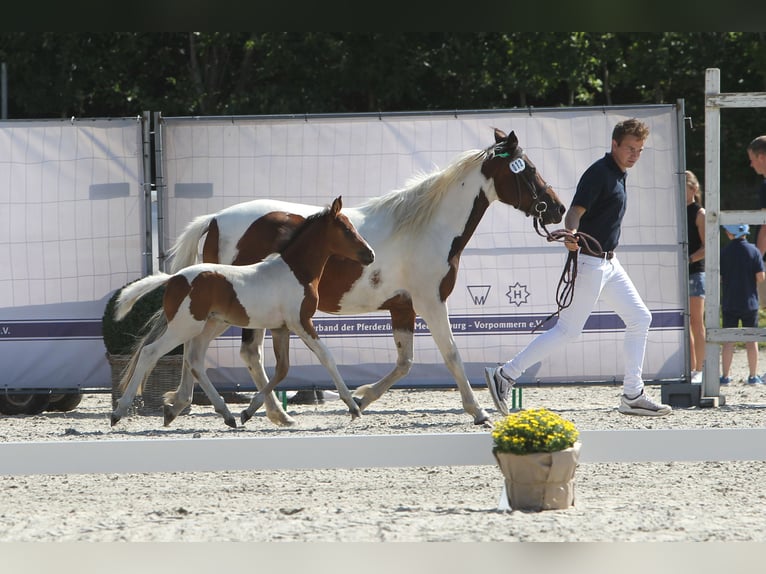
[494,442,581,511]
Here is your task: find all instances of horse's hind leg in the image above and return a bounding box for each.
[240,327,295,426]
[185,330,238,428]
[111,336,183,426]
[162,342,196,426]
[353,302,415,411]
[162,320,229,426]
[239,328,293,424]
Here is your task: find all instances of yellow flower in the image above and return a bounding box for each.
[491,408,579,455]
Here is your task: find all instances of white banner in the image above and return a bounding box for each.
[158,107,686,389]
[0,118,146,389]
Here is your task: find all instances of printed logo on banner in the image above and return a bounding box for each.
[505,282,529,306]
[466,285,491,305]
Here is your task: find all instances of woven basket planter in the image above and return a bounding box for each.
[109,354,188,415]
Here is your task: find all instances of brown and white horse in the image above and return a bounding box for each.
[166,128,565,427]
[110,196,374,428]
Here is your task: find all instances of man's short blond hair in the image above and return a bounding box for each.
[612,118,650,144]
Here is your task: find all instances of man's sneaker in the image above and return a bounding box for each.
[287,389,325,405]
[484,366,515,415]
[719,376,731,386]
[747,375,765,385]
[618,390,672,417]
[691,370,702,383]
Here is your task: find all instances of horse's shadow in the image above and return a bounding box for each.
[716,402,766,412]
[89,406,478,438]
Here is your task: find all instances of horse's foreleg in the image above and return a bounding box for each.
[296,330,360,420]
[241,327,293,424]
[186,331,238,429]
[353,303,415,411]
[239,328,295,426]
[417,301,490,426]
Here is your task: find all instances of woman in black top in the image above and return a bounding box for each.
[686,170,705,383]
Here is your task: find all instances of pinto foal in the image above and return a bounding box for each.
[110,196,374,428]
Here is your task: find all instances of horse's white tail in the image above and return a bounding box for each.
[166,213,215,273]
[114,273,172,321]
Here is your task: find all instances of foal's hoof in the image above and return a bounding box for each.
[224,416,238,429]
[240,410,253,425]
[163,405,178,427]
[110,413,121,427]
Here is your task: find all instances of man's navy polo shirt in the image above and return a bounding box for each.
[571,153,627,253]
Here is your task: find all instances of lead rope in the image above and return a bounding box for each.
[531,220,604,333]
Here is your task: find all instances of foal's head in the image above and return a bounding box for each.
[482,128,565,225]
[308,196,374,266]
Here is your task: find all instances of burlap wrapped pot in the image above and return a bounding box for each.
[494,441,581,511]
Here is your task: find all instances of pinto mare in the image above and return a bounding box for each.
[166,128,565,427]
[110,196,374,428]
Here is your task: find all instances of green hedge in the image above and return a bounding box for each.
[101,280,183,356]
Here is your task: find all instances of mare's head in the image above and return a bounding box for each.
[319,196,375,266]
[481,128,565,225]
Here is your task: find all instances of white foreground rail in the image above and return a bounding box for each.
[2,428,766,476]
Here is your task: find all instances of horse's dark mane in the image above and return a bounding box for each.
[277,205,330,253]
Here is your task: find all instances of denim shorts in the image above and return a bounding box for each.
[689,271,705,298]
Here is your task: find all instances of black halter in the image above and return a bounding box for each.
[501,147,552,223]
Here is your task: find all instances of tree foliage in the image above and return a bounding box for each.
[1,32,765,203]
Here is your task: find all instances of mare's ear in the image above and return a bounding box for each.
[507,130,518,147]
[331,195,342,215]
[493,127,507,143]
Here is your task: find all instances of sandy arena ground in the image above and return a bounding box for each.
[1,346,766,553]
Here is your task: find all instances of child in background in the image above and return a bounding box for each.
[720,224,766,385]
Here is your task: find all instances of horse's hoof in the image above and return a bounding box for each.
[240,410,252,425]
[163,406,177,427]
[110,414,120,427]
[352,392,374,412]
[267,412,296,427]
[224,416,237,429]
[474,409,491,426]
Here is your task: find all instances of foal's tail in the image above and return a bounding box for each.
[114,273,171,321]
[114,273,174,395]
[117,308,170,395]
[166,213,215,273]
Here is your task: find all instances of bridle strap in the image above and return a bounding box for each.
[496,146,548,218]
[512,168,549,218]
